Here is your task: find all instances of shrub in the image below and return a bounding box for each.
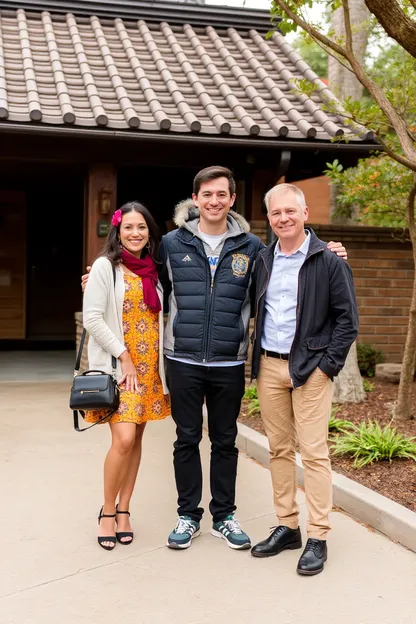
[328,406,354,433]
[356,343,384,377]
[328,415,354,433]
[331,421,416,468]
[243,385,258,400]
[363,378,375,393]
[243,385,260,416]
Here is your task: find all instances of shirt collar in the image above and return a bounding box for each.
[275,231,310,257]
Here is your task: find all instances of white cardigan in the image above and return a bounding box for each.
[83,256,168,394]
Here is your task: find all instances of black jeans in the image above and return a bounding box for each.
[166,359,245,523]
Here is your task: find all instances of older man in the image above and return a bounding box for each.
[250,183,358,575]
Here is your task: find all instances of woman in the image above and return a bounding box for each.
[83,201,170,551]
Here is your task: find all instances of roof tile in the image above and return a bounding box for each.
[0,8,372,141]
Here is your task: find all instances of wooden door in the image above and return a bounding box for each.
[0,191,26,338]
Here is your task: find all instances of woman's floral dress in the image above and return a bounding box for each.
[85,273,170,425]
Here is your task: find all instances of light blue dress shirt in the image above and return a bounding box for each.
[261,233,311,354]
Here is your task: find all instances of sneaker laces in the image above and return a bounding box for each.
[223,516,243,534]
[174,517,195,534]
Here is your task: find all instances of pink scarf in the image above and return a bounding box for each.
[121,249,161,313]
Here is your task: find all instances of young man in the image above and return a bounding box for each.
[250,183,358,575]
[82,167,346,551]
[160,166,263,550]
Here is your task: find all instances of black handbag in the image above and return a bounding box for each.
[70,266,120,432]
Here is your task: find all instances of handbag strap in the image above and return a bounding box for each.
[75,264,117,374]
[73,406,118,432]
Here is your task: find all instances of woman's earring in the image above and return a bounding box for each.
[146,239,151,249]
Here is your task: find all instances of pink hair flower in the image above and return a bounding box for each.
[111,209,122,227]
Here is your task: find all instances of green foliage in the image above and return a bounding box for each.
[291,78,319,98]
[356,343,384,377]
[243,385,260,416]
[325,159,343,174]
[324,153,414,227]
[363,378,375,393]
[292,34,328,77]
[331,421,416,468]
[269,1,416,161]
[243,385,258,400]
[270,1,342,36]
[328,408,354,433]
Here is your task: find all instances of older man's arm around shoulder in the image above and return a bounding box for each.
[318,254,359,380]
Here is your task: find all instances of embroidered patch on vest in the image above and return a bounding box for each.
[231,253,249,277]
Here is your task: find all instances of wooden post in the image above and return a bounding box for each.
[85,164,117,266]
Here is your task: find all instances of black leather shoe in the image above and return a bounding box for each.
[251,525,302,558]
[296,538,327,575]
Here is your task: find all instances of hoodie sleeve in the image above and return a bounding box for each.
[159,236,172,314]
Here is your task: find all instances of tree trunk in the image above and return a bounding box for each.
[328,0,370,102]
[394,177,416,420]
[328,0,371,224]
[327,2,370,403]
[332,341,366,403]
[364,0,416,59]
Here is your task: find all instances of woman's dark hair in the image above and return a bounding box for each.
[101,201,161,265]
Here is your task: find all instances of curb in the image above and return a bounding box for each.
[204,411,416,553]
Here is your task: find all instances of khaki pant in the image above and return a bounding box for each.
[257,355,334,539]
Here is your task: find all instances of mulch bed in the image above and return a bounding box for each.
[238,378,416,512]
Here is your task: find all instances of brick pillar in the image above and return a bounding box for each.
[75,165,117,363]
[85,164,117,265]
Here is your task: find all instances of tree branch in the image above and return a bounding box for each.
[273,0,348,59]
[342,0,354,58]
[273,0,416,167]
[310,36,355,75]
[406,174,416,242]
[365,0,416,58]
[377,136,416,172]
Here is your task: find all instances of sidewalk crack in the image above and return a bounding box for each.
[0,543,168,600]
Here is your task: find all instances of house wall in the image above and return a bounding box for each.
[292,175,331,224]
[252,175,332,225]
[249,222,413,364]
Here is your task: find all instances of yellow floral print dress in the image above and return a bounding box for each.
[85,273,170,425]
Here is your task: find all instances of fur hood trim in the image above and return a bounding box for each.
[173,198,250,233]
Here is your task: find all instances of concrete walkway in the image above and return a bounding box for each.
[1,381,415,624]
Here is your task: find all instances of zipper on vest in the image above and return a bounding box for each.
[202,263,214,362]
[202,238,248,362]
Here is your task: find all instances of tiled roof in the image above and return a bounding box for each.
[0,8,373,141]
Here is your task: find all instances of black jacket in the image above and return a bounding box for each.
[251,228,359,387]
[160,200,264,363]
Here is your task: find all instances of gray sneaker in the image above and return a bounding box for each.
[211,514,251,550]
[167,515,201,549]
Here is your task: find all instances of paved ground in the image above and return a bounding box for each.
[0,351,74,382]
[1,381,415,624]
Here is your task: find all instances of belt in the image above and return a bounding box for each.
[261,349,289,361]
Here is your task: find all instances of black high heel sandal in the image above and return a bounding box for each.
[116,504,134,545]
[97,507,116,551]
